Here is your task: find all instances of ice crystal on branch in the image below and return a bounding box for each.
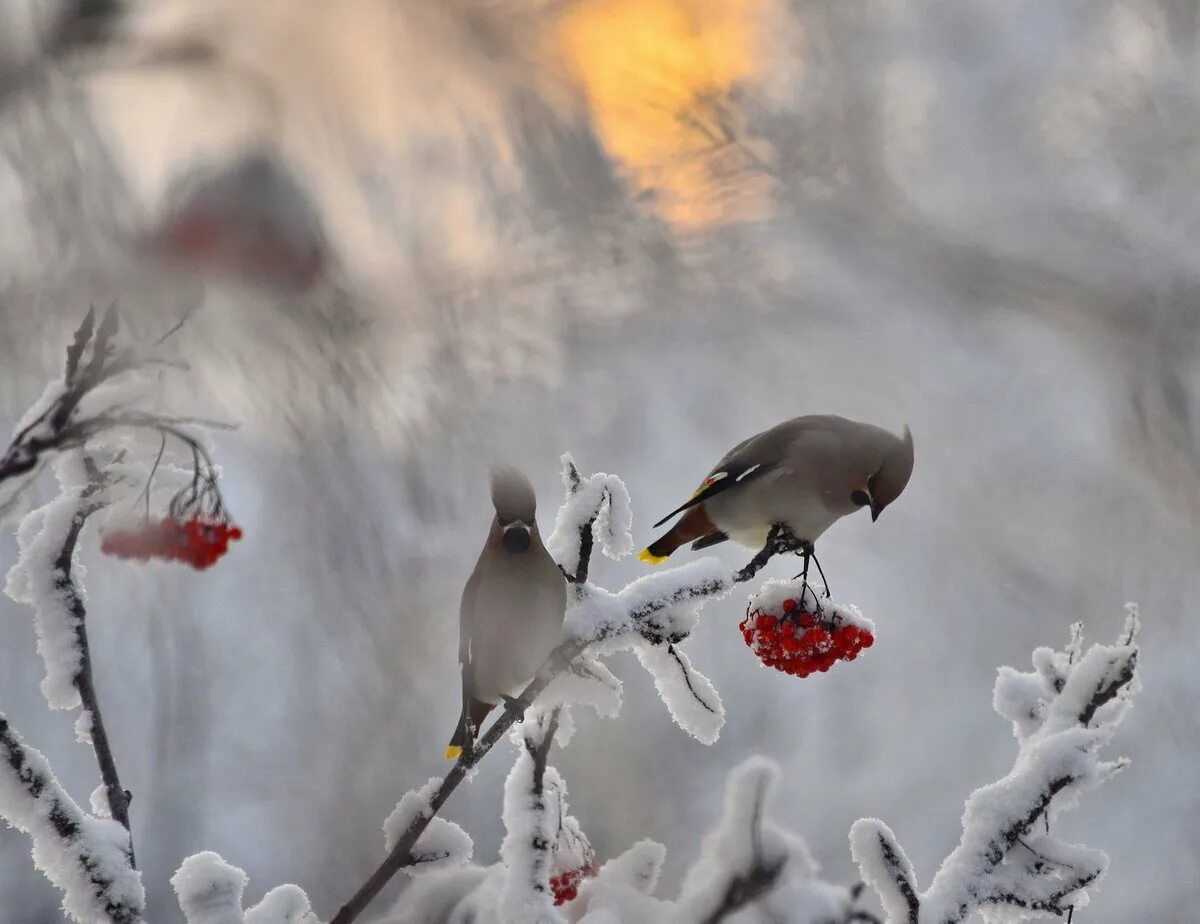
[852,614,1141,923]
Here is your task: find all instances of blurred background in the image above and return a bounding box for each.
[0,0,1197,920]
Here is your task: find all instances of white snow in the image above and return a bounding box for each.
[4,452,94,710]
[75,709,94,745]
[546,454,634,578]
[383,865,493,923]
[748,577,876,634]
[243,884,321,924]
[499,745,564,924]
[566,841,670,924]
[850,819,919,923]
[535,655,624,737]
[633,644,723,744]
[563,558,730,647]
[172,852,247,924]
[0,714,143,924]
[89,784,112,819]
[673,756,803,923]
[383,776,473,874]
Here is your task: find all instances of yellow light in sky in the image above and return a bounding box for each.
[557,0,773,231]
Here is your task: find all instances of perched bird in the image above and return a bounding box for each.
[446,467,567,760]
[639,415,914,564]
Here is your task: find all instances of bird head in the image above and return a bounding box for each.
[852,426,915,522]
[490,465,537,553]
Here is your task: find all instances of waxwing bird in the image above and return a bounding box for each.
[640,415,914,565]
[446,467,567,760]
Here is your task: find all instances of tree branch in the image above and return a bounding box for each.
[56,462,136,861]
[0,712,143,924]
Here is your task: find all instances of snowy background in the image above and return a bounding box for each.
[1,0,1197,920]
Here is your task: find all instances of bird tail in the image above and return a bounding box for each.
[445,698,494,760]
[639,507,719,565]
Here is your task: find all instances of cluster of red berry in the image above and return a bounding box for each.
[100,517,243,570]
[739,597,873,677]
[549,860,597,905]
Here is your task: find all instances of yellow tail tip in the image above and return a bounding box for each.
[444,745,462,761]
[638,548,668,565]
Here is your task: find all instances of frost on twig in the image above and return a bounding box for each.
[0,712,144,924]
[852,613,1141,923]
[382,777,473,874]
[172,851,319,924]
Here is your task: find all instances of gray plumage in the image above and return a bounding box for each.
[447,467,566,757]
[643,415,915,562]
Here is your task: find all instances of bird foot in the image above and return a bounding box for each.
[734,524,807,584]
[501,694,527,721]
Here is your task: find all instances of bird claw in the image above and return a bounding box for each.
[501,695,527,721]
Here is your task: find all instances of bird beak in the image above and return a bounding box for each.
[502,522,532,553]
[870,501,882,523]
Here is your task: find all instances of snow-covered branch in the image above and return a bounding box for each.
[852,613,1141,923]
[498,709,569,924]
[0,711,144,924]
[6,452,136,853]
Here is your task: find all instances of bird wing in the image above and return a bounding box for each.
[651,432,782,528]
[458,561,484,701]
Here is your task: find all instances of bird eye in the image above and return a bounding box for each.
[850,489,870,507]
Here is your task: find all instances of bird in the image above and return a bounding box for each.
[445,466,567,760]
[639,415,914,566]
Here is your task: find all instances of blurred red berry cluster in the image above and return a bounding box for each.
[549,859,597,905]
[739,596,873,677]
[100,517,243,570]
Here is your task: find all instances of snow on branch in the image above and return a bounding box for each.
[383,777,473,874]
[673,757,792,923]
[852,613,1141,923]
[171,851,320,924]
[673,756,877,924]
[546,454,633,584]
[0,712,144,924]
[5,452,137,853]
[499,709,569,924]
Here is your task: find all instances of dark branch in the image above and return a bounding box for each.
[55,463,136,863]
